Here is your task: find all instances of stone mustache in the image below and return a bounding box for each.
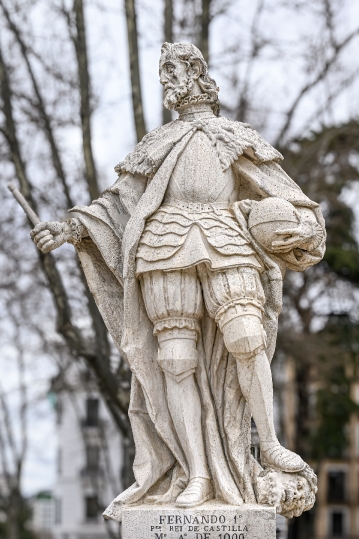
[31,42,325,520]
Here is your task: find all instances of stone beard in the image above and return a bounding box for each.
[30,42,325,525]
[163,79,191,109]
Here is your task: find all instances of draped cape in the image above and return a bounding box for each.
[71,118,325,521]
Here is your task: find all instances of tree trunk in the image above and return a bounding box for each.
[0,43,130,436]
[0,0,74,208]
[7,488,21,539]
[162,0,173,125]
[0,47,34,208]
[124,0,147,141]
[73,0,100,201]
[200,0,211,64]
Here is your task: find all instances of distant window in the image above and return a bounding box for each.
[331,511,344,536]
[86,446,100,470]
[85,398,99,427]
[327,471,346,502]
[55,498,62,524]
[41,502,53,529]
[85,496,98,519]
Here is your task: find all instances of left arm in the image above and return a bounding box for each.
[234,157,326,271]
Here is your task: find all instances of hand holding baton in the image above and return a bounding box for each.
[7,182,66,253]
[7,182,41,226]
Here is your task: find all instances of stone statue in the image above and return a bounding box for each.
[29,43,324,522]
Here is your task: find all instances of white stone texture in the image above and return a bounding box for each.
[29,42,325,523]
[122,502,276,539]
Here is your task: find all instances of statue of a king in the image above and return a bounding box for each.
[31,42,325,520]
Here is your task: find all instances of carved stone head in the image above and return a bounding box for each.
[256,466,317,518]
[159,42,220,116]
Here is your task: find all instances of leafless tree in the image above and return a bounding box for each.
[162,0,173,124]
[0,329,30,539]
[124,0,147,141]
[200,0,211,63]
[0,0,134,504]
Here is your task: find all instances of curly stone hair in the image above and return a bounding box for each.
[161,42,220,116]
[256,466,317,519]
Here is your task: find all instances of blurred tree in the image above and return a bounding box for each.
[278,121,359,538]
[162,0,173,124]
[199,0,211,63]
[0,335,36,539]
[278,121,359,456]
[72,0,100,200]
[124,0,147,141]
[0,3,133,531]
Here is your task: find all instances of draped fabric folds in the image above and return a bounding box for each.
[69,122,325,522]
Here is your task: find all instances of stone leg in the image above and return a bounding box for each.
[199,264,305,473]
[140,269,213,506]
[164,371,210,480]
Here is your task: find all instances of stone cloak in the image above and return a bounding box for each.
[71,119,325,521]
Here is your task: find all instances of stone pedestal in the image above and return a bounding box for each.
[122,501,276,539]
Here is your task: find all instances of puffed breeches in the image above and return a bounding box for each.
[140,264,266,382]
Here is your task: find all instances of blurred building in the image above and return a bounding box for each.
[29,490,54,539]
[51,362,123,539]
[313,382,359,538]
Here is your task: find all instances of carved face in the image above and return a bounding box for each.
[159,53,196,110]
[256,469,316,519]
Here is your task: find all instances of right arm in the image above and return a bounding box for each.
[31,170,147,253]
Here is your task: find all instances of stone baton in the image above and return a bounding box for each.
[7,182,41,226]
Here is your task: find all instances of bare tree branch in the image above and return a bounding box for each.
[72,0,100,200]
[0,47,34,207]
[0,406,12,488]
[0,382,24,539]
[0,392,19,477]
[16,347,27,477]
[124,0,147,141]
[0,44,130,436]
[1,12,119,412]
[0,3,127,430]
[235,0,266,123]
[162,0,173,125]
[275,26,359,146]
[0,0,74,208]
[200,0,211,64]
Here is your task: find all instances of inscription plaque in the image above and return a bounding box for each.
[122,502,276,539]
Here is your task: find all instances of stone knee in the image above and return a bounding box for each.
[198,266,267,360]
[139,268,203,382]
[221,312,267,360]
[157,327,198,382]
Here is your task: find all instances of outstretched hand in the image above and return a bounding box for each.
[30,221,68,253]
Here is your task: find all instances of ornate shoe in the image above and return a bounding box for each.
[261,441,306,473]
[176,477,214,508]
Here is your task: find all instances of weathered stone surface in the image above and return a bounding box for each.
[29,41,325,522]
[122,502,276,539]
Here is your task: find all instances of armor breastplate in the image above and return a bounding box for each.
[163,131,239,204]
